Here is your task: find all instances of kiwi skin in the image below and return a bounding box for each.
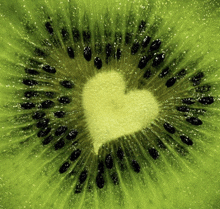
[0,0,220,209]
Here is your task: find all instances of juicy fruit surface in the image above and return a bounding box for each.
[0,0,220,209]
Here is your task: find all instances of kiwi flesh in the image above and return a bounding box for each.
[0,0,220,209]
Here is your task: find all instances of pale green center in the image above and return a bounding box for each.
[82,71,159,154]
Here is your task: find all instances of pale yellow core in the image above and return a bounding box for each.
[82,71,159,154]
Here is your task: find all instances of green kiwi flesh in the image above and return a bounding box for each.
[0,0,220,208]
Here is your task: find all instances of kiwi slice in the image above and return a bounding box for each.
[0,0,220,208]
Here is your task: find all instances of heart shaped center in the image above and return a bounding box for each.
[82,71,159,154]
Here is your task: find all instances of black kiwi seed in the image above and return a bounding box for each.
[25,68,39,75]
[111,172,119,185]
[72,28,80,42]
[58,96,71,104]
[148,148,159,160]
[45,92,56,98]
[143,70,151,79]
[21,102,35,109]
[163,122,176,134]
[105,154,113,169]
[131,41,140,55]
[180,135,193,146]
[42,135,53,145]
[70,149,81,161]
[67,47,74,59]
[45,22,53,34]
[83,46,92,61]
[142,36,151,48]
[186,117,203,125]
[32,111,46,120]
[115,49,122,60]
[42,65,56,74]
[98,161,105,174]
[131,160,141,173]
[66,129,78,140]
[117,148,124,160]
[96,173,105,189]
[176,106,190,112]
[138,55,152,69]
[198,96,214,105]
[139,20,146,33]
[55,126,68,136]
[191,72,204,85]
[59,162,71,174]
[125,32,132,44]
[149,39,161,51]
[94,57,102,69]
[83,31,91,43]
[177,69,187,77]
[37,127,51,137]
[24,91,38,98]
[23,79,38,86]
[105,43,112,58]
[182,98,195,105]
[195,84,211,93]
[54,139,65,150]
[159,67,169,78]
[165,77,176,87]
[79,170,88,184]
[61,28,69,41]
[36,118,49,128]
[60,80,74,88]
[34,48,47,57]
[54,111,65,118]
[152,53,165,67]
[40,100,55,109]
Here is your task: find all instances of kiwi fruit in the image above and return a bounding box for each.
[0,0,220,208]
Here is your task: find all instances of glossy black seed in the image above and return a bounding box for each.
[138,56,152,69]
[98,162,104,174]
[106,43,112,58]
[115,49,122,60]
[72,28,80,42]
[37,127,51,137]
[54,111,65,118]
[152,53,165,67]
[142,36,151,48]
[198,96,214,105]
[159,67,169,78]
[45,92,56,98]
[125,32,132,44]
[83,46,92,61]
[79,170,87,184]
[143,70,151,79]
[157,139,166,149]
[70,149,81,161]
[40,100,55,109]
[42,135,53,145]
[67,47,74,59]
[131,41,140,55]
[180,135,193,146]
[182,98,195,105]
[58,96,71,104]
[54,139,65,150]
[21,102,35,109]
[176,106,190,112]
[105,154,113,169]
[36,118,49,128]
[60,80,74,89]
[139,20,146,33]
[148,148,159,160]
[61,28,69,41]
[66,129,78,140]
[111,172,119,185]
[150,39,161,51]
[117,148,124,160]
[24,91,38,98]
[25,68,39,75]
[83,31,91,43]
[96,174,104,189]
[32,111,45,120]
[163,122,176,134]
[166,77,176,87]
[23,79,38,86]
[74,184,82,194]
[191,72,204,84]
[42,65,56,73]
[177,69,186,77]
[186,117,203,125]
[45,22,53,34]
[131,160,140,173]
[195,85,211,93]
[55,126,67,136]
[34,48,46,57]
[94,57,102,69]
[59,162,70,174]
